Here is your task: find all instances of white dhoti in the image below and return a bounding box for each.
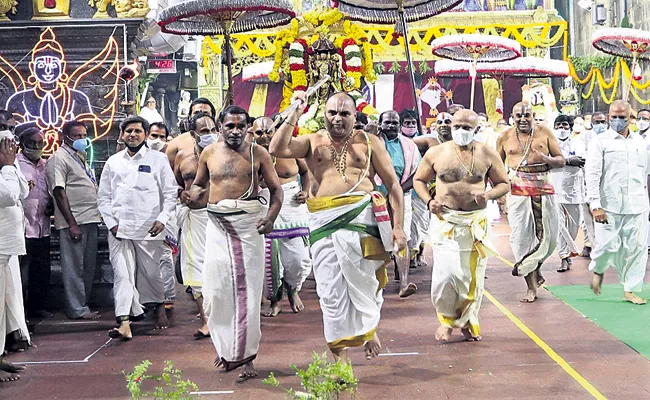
[589,212,649,293]
[178,205,208,297]
[430,208,496,337]
[264,181,312,300]
[409,194,429,251]
[403,192,412,242]
[108,237,165,322]
[203,200,265,370]
[557,204,581,259]
[507,166,559,277]
[161,214,178,303]
[1,255,31,349]
[307,192,390,351]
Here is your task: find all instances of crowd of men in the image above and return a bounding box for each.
[0,93,648,383]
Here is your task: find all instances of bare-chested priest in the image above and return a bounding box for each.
[269,91,407,363]
[253,116,312,317]
[414,109,510,342]
[189,105,282,382]
[496,102,565,302]
[166,97,216,168]
[171,112,218,339]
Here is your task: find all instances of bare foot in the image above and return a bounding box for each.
[0,361,26,374]
[331,348,350,365]
[364,332,382,359]
[78,311,101,320]
[154,305,169,329]
[235,362,258,383]
[624,292,647,305]
[435,325,453,342]
[262,301,281,317]
[461,328,482,342]
[399,282,418,298]
[193,324,210,340]
[0,370,19,382]
[520,289,537,303]
[108,321,132,340]
[287,290,305,313]
[591,273,603,295]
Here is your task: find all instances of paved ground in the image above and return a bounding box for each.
[3,219,650,399]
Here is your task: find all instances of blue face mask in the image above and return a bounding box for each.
[71,138,89,152]
[592,124,607,134]
[610,118,628,133]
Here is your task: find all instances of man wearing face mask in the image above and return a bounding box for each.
[375,110,418,298]
[399,109,420,138]
[172,112,216,339]
[166,98,216,175]
[253,117,312,318]
[414,109,510,342]
[552,115,586,273]
[46,121,102,320]
[585,100,650,305]
[497,102,565,303]
[16,128,53,319]
[146,123,177,312]
[98,116,177,340]
[189,106,282,381]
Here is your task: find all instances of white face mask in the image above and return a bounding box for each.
[0,130,14,140]
[147,138,165,151]
[637,120,650,132]
[555,128,571,140]
[451,128,475,146]
[198,133,219,148]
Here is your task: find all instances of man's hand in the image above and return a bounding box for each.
[0,138,16,167]
[69,223,82,242]
[593,208,608,224]
[179,190,191,205]
[149,221,165,237]
[566,156,585,167]
[365,120,378,136]
[257,217,274,235]
[290,91,308,113]
[294,190,308,204]
[473,192,488,207]
[392,228,408,252]
[110,226,119,238]
[427,198,443,216]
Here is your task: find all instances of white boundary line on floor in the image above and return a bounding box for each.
[190,391,234,395]
[378,352,419,357]
[15,338,113,365]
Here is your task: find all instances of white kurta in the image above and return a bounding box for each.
[585,129,650,292]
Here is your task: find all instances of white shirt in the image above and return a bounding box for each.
[98,146,177,240]
[0,163,29,255]
[552,136,586,204]
[585,128,650,214]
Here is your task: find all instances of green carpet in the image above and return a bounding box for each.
[546,284,650,361]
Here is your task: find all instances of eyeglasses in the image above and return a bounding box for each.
[592,120,607,125]
[437,119,452,125]
[639,116,650,121]
[253,130,271,136]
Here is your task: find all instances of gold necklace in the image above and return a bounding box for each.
[327,131,353,183]
[453,145,475,176]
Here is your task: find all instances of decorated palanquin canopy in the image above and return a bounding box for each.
[592,28,650,61]
[435,57,569,78]
[157,0,296,35]
[430,34,521,63]
[335,0,463,24]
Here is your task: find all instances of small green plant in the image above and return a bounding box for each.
[124,360,199,399]
[263,352,358,399]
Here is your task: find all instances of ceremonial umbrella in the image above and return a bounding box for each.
[334,0,464,133]
[592,28,650,101]
[434,57,569,111]
[158,0,295,105]
[430,34,521,110]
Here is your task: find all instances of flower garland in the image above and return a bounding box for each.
[289,39,309,92]
[269,19,299,83]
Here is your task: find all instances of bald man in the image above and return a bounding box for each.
[253,117,312,317]
[414,110,509,342]
[496,102,565,303]
[586,100,650,305]
[270,91,407,363]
